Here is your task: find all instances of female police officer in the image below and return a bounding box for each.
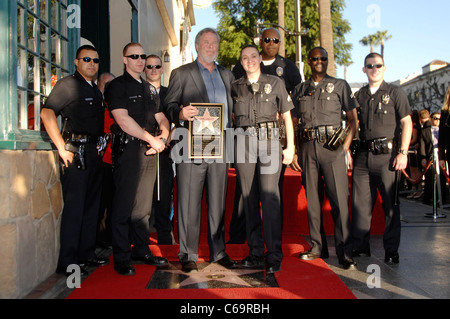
[231,44,295,273]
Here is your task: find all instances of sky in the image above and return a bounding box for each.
[190,0,450,84]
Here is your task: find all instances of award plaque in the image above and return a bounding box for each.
[188,103,224,159]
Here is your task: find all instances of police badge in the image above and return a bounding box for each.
[264,83,272,94]
[326,83,335,93]
[382,94,390,105]
[276,66,284,77]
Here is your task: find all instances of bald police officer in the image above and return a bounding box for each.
[105,43,170,275]
[292,47,358,269]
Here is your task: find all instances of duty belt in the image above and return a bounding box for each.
[63,132,101,144]
[359,137,395,155]
[300,125,339,143]
[239,121,279,140]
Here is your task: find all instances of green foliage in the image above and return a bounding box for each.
[212,0,352,79]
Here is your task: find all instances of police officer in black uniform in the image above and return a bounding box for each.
[41,45,109,276]
[229,28,302,244]
[351,53,412,264]
[105,43,170,275]
[232,44,295,273]
[232,28,302,95]
[292,47,358,269]
[145,54,174,245]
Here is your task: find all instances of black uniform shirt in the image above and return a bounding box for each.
[355,81,411,141]
[105,71,160,132]
[231,73,293,127]
[233,54,302,95]
[292,75,356,129]
[43,71,104,136]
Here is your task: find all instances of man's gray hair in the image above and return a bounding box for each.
[195,28,220,45]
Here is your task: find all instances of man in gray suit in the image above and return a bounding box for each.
[163,28,236,273]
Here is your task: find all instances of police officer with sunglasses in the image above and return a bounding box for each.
[351,53,412,264]
[105,43,170,275]
[228,28,302,244]
[41,45,109,276]
[292,47,358,269]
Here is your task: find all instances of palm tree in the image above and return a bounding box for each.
[375,30,392,57]
[318,0,335,76]
[359,34,377,53]
[278,0,285,57]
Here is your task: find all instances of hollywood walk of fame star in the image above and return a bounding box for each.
[147,262,278,289]
[195,108,219,134]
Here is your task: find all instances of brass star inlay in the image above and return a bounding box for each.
[146,262,279,289]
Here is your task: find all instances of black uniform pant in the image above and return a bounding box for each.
[152,148,174,244]
[111,140,157,263]
[176,160,228,263]
[235,135,283,264]
[298,139,352,260]
[351,151,401,254]
[58,144,103,267]
[228,164,286,244]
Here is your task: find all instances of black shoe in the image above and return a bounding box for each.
[213,255,238,269]
[352,248,371,257]
[80,257,110,267]
[298,250,321,260]
[56,264,89,277]
[241,255,265,269]
[132,253,168,266]
[266,262,281,274]
[339,257,357,270]
[384,251,399,264]
[181,261,198,273]
[114,261,136,276]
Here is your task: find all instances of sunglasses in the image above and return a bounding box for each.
[78,57,100,64]
[125,54,147,60]
[310,57,328,62]
[433,117,441,120]
[146,65,162,70]
[263,37,280,44]
[366,64,384,69]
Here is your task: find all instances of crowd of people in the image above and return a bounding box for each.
[404,108,449,206]
[41,27,449,278]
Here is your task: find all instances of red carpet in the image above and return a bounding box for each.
[66,168,378,300]
[67,235,355,300]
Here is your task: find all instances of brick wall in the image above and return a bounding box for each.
[0,150,63,299]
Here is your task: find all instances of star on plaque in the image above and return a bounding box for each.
[195,108,219,134]
[146,262,279,289]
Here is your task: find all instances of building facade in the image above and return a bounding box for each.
[399,60,450,113]
[0,0,195,299]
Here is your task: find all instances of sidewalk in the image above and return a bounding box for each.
[325,197,450,299]
[25,197,450,299]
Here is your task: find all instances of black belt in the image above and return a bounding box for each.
[299,125,339,142]
[359,137,395,154]
[238,121,279,140]
[64,132,101,144]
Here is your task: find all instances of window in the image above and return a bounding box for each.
[16,0,70,131]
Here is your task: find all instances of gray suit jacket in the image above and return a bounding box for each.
[163,60,234,127]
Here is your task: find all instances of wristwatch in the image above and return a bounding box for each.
[398,149,408,155]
